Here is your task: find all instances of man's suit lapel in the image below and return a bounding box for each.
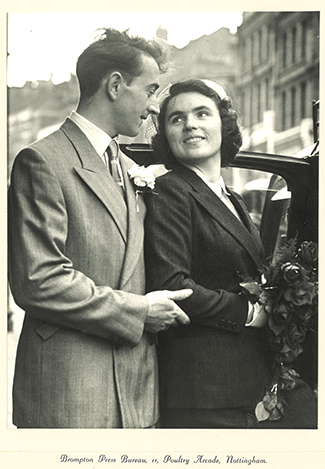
[118,155,146,290]
[174,164,263,269]
[61,119,128,243]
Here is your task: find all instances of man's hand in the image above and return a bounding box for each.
[144,289,192,333]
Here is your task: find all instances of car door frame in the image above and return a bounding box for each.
[121,144,319,259]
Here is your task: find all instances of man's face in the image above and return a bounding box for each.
[115,55,160,137]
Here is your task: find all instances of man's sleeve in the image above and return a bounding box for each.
[8,148,148,346]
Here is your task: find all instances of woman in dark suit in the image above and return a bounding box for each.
[144,79,271,428]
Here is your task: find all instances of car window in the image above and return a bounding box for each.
[221,167,290,257]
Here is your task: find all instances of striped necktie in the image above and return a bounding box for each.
[107,140,125,198]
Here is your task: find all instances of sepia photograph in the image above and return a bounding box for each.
[3,4,323,468]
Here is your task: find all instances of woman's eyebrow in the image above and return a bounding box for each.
[167,105,212,121]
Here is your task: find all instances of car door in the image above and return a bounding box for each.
[229,145,319,260]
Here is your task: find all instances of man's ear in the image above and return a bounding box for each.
[106,72,123,101]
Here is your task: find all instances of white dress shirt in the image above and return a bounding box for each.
[192,170,242,221]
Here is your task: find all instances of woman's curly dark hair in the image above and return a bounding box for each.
[151,79,242,169]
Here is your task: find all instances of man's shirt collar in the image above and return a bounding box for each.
[70,111,113,157]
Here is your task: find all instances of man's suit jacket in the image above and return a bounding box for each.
[8,118,158,428]
[145,163,271,411]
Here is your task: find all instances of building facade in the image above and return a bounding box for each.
[235,11,319,156]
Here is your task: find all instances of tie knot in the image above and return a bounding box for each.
[108,140,119,160]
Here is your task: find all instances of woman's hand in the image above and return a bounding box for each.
[246,302,268,328]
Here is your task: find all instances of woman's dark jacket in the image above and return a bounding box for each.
[145,163,270,411]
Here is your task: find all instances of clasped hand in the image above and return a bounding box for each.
[144,289,192,333]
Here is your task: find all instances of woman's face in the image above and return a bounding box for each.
[165,92,222,167]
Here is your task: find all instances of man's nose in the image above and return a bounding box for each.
[148,95,159,116]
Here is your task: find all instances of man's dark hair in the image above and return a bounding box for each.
[76,27,169,99]
[152,79,243,168]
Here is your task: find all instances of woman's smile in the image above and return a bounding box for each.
[183,136,205,144]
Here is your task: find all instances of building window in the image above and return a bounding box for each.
[249,85,253,127]
[301,81,306,118]
[291,86,296,127]
[292,26,297,63]
[282,91,286,130]
[258,29,263,63]
[265,77,269,110]
[301,20,307,59]
[264,26,270,60]
[283,32,287,68]
[248,36,252,70]
[242,39,246,72]
[239,91,246,126]
[257,82,262,122]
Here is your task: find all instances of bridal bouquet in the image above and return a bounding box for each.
[239,238,318,422]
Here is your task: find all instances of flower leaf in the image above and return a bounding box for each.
[268,316,285,336]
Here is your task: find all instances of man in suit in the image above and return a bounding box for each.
[8,27,191,428]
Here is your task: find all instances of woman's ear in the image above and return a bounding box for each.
[106,72,123,101]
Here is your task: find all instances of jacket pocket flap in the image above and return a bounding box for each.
[34,322,60,340]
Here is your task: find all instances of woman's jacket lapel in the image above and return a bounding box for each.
[173,163,264,270]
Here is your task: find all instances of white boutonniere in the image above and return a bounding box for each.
[128,164,158,212]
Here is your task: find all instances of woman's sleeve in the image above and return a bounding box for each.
[144,176,249,332]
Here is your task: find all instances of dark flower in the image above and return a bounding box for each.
[294,304,314,323]
[281,262,305,285]
[297,241,318,268]
[287,347,303,362]
[272,302,292,325]
[268,332,284,351]
[286,324,306,349]
[278,342,303,363]
[284,282,316,306]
